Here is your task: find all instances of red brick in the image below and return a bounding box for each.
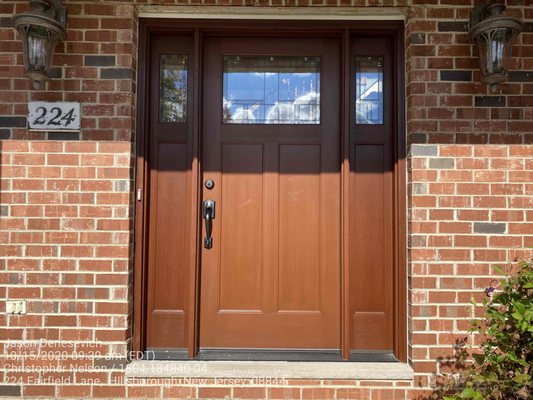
[10,205,43,217]
[12,179,45,190]
[45,315,77,327]
[438,249,471,261]
[439,170,472,182]
[301,388,336,399]
[60,246,93,257]
[510,146,533,157]
[27,219,60,230]
[439,222,471,234]
[25,245,58,257]
[92,386,126,398]
[2,141,29,151]
[23,385,55,397]
[473,249,508,262]
[162,387,196,398]
[233,387,267,399]
[428,209,454,220]
[489,236,522,248]
[44,205,78,217]
[268,387,301,399]
[455,235,487,248]
[456,158,487,170]
[198,387,232,398]
[47,154,80,166]
[491,210,523,222]
[438,196,471,208]
[457,210,489,221]
[491,158,524,170]
[127,386,161,398]
[336,388,372,399]
[8,287,40,298]
[439,146,472,157]
[456,183,489,195]
[27,166,62,178]
[473,196,506,208]
[12,154,45,165]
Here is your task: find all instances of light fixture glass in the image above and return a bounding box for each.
[469,2,522,90]
[13,0,67,89]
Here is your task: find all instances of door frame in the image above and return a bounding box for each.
[134,19,407,362]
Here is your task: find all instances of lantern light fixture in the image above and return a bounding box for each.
[13,0,67,89]
[469,1,522,92]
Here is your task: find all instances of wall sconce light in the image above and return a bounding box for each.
[469,1,522,91]
[13,0,67,89]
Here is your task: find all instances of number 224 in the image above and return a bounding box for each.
[32,107,76,127]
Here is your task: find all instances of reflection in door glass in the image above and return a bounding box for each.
[223,56,320,124]
[159,55,188,122]
[355,57,383,125]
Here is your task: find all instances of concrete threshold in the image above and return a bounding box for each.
[126,360,414,380]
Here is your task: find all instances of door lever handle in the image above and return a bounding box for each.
[203,200,215,249]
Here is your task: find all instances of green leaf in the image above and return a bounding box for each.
[514,301,526,314]
[513,373,531,384]
[472,353,485,364]
[486,371,498,382]
[517,358,529,367]
[459,388,483,399]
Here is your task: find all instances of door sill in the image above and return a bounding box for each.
[126,359,413,380]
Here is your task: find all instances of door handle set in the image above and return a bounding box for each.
[203,199,215,249]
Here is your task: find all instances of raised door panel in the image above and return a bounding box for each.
[219,144,264,311]
[279,144,321,312]
[147,143,187,347]
[351,144,392,350]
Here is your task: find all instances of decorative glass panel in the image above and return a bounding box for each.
[223,56,320,124]
[159,55,188,122]
[355,57,383,125]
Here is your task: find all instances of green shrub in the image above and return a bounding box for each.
[435,259,532,400]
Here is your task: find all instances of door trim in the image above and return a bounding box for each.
[138,6,408,21]
[134,19,406,362]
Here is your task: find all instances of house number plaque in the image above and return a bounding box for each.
[28,101,81,131]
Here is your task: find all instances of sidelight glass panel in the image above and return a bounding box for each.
[355,56,383,125]
[159,55,188,122]
[223,56,320,124]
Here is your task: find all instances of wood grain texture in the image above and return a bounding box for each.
[349,36,395,352]
[145,35,194,349]
[200,36,341,349]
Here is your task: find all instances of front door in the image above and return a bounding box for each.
[138,21,405,361]
[199,37,341,350]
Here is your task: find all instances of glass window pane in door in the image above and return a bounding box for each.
[159,55,188,123]
[223,56,320,124]
[355,56,383,125]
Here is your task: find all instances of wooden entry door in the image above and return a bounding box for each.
[137,23,406,361]
[199,37,341,349]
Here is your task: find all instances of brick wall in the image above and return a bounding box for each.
[405,3,532,397]
[0,0,532,399]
